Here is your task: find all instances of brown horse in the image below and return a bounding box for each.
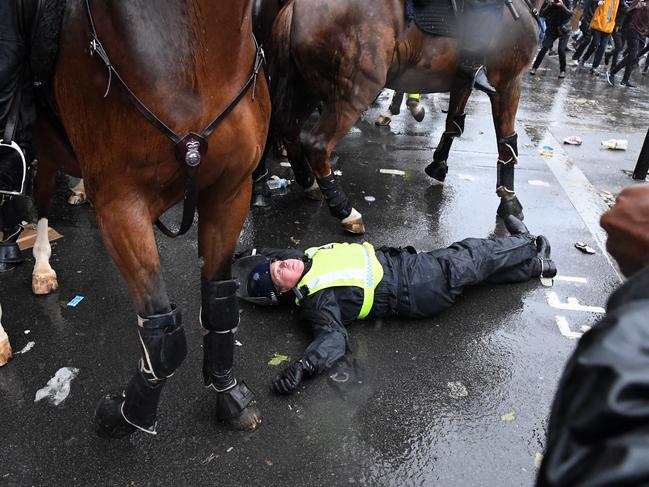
[270,0,541,233]
[33,0,270,437]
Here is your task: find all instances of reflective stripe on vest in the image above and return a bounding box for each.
[296,242,384,319]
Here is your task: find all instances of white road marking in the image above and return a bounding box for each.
[555,316,585,339]
[554,275,588,284]
[548,292,605,314]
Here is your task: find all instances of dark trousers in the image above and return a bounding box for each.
[611,28,643,81]
[581,30,610,69]
[573,28,593,60]
[398,235,539,319]
[606,29,625,67]
[533,31,569,71]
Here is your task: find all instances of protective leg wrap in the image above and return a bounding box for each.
[121,368,166,434]
[289,153,315,189]
[388,94,402,115]
[94,306,186,438]
[137,305,188,382]
[317,174,352,219]
[201,279,239,390]
[496,133,523,219]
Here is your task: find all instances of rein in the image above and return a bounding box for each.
[84,0,265,238]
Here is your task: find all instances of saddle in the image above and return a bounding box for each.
[408,0,459,37]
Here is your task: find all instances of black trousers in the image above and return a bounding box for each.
[606,29,625,67]
[611,27,643,81]
[533,30,569,71]
[396,234,539,319]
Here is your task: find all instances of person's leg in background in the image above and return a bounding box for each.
[591,32,610,73]
[620,29,641,86]
[558,34,569,76]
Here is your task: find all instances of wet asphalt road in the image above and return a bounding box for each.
[0,54,647,486]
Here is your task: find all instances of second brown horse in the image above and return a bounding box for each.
[270,0,542,233]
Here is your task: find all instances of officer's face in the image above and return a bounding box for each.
[270,259,304,293]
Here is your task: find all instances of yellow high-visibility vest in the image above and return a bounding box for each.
[295,242,384,319]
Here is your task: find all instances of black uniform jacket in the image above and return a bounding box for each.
[537,266,649,486]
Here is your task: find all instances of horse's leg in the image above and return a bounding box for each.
[67,178,86,206]
[31,148,60,295]
[406,93,425,123]
[375,91,404,126]
[251,148,272,208]
[0,304,12,366]
[490,79,524,220]
[93,197,187,438]
[304,96,376,234]
[198,181,261,431]
[283,103,318,199]
[425,86,472,181]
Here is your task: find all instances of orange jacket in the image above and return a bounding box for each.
[590,0,621,33]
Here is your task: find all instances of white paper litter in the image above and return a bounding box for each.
[364,196,376,202]
[34,367,80,406]
[528,180,550,187]
[379,169,405,176]
[18,341,35,354]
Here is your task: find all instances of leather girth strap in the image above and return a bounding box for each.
[85,0,265,238]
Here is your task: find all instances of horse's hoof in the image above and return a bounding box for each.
[304,181,323,201]
[409,105,425,122]
[0,337,12,366]
[497,196,524,220]
[94,393,137,439]
[32,270,59,295]
[375,113,392,126]
[342,209,365,234]
[424,161,448,182]
[223,403,262,431]
[67,192,86,206]
[214,381,261,431]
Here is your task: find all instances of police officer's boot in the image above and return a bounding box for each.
[458,54,496,95]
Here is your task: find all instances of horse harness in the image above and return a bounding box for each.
[85,0,265,238]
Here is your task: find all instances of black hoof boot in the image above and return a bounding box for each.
[424,161,448,182]
[497,196,524,220]
[504,215,529,235]
[536,235,557,278]
[94,393,137,439]
[215,381,262,431]
[251,178,271,207]
[0,241,24,272]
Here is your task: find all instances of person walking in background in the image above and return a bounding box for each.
[531,0,575,77]
[604,1,629,69]
[576,0,622,74]
[607,0,649,86]
[572,0,598,62]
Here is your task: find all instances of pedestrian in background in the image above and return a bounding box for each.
[576,0,622,74]
[531,0,575,77]
[607,0,649,86]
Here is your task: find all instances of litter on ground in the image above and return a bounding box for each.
[563,136,582,145]
[34,367,80,406]
[575,241,596,254]
[268,353,290,366]
[67,296,84,307]
[379,168,405,176]
[601,139,628,150]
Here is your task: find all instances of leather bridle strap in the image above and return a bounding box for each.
[84,0,265,238]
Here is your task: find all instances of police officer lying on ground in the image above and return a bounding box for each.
[232,216,557,395]
[537,184,649,487]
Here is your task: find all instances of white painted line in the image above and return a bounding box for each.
[379,168,405,176]
[554,275,588,284]
[555,316,583,339]
[538,130,622,282]
[548,292,605,314]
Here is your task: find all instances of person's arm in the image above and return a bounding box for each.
[537,277,649,486]
[600,184,649,276]
[272,290,348,394]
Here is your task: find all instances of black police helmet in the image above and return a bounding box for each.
[232,255,279,305]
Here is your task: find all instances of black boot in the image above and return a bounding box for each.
[458,60,497,94]
[0,238,24,272]
[504,215,529,235]
[536,236,557,278]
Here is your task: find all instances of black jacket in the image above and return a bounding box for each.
[537,266,649,486]
[541,0,574,34]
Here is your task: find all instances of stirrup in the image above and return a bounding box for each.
[0,140,27,196]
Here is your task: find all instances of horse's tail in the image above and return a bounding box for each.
[269,0,295,136]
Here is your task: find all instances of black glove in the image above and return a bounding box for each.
[272,359,314,395]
